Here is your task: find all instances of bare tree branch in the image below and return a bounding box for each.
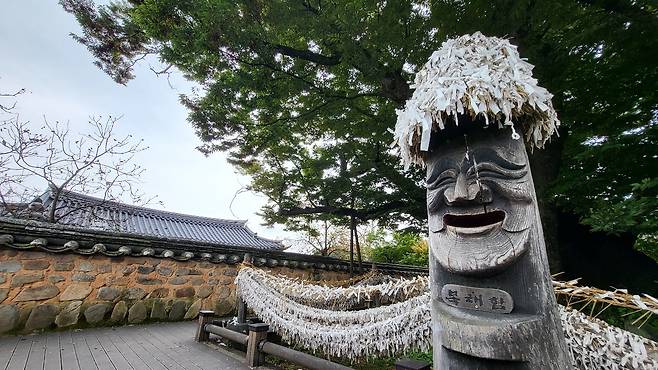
[0,115,154,225]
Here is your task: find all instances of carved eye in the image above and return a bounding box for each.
[428,169,457,189]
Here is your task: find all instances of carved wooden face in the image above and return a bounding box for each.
[426,131,533,275]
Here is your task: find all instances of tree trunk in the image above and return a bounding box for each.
[48,186,61,223]
[349,217,354,275]
[528,138,565,273]
[353,219,363,269]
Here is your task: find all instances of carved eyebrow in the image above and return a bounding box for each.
[466,162,527,179]
[427,169,457,189]
[427,157,456,181]
[470,148,526,171]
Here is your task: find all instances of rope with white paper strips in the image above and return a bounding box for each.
[235,268,431,358]
[248,268,428,309]
[235,268,658,368]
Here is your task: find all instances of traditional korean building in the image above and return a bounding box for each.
[4,187,282,251]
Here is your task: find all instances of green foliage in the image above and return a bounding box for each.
[61,0,658,261]
[580,177,658,262]
[369,231,428,267]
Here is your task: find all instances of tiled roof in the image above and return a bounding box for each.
[37,189,282,250]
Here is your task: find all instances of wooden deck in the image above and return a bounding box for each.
[0,321,251,370]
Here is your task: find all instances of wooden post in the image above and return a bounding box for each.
[426,126,570,369]
[354,220,363,269]
[195,310,214,342]
[237,298,247,324]
[395,359,431,370]
[246,323,269,367]
[349,217,354,275]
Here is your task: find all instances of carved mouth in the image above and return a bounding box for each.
[444,210,506,235]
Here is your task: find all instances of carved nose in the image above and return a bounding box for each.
[444,173,492,205]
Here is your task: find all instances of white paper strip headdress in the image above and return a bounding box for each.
[393,32,560,168]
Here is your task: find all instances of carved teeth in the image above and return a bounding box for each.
[447,221,502,236]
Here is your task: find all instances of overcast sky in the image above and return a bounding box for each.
[0,1,294,242]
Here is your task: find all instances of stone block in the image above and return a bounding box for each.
[60,284,92,301]
[128,301,147,323]
[11,272,44,287]
[15,284,59,301]
[125,287,146,300]
[25,304,59,331]
[23,260,50,270]
[0,289,8,303]
[84,303,110,324]
[72,273,96,282]
[150,299,167,320]
[48,275,66,284]
[156,266,173,277]
[223,268,238,276]
[0,305,19,333]
[53,254,74,263]
[169,277,188,285]
[190,277,205,286]
[121,266,135,275]
[53,262,74,271]
[0,274,5,284]
[184,300,202,320]
[168,300,187,321]
[55,301,82,328]
[137,266,155,274]
[97,287,122,301]
[217,287,231,299]
[175,287,194,298]
[20,252,47,259]
[97,264,112,273]
[214,300,235,317]
[105,276,130,286]
[196,286,213,299]
[136,276,162,285]
[0,261,21,273]
[110,301,128,322]
[176,268,202,276]
[148,288,169,299]
[78,261,95,272]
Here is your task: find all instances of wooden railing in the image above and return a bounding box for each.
[195,310,353,370]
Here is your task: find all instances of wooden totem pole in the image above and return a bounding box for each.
[393,33,571,369]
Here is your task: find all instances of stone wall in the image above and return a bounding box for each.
[0,249,348,334]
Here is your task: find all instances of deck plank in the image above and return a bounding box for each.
[0,335,20,370]
[59,330,80,370]
[83,330,116,370]
[71,328,98,369]
[43,332,62,370]
[25,334,47,370]
[94,328,133,370]
[138,326,203,370]
[105,327,151,370]
[130,328,187,370]
[147,323,246,370]
[5,337,32,370]
[107,327,167,370]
